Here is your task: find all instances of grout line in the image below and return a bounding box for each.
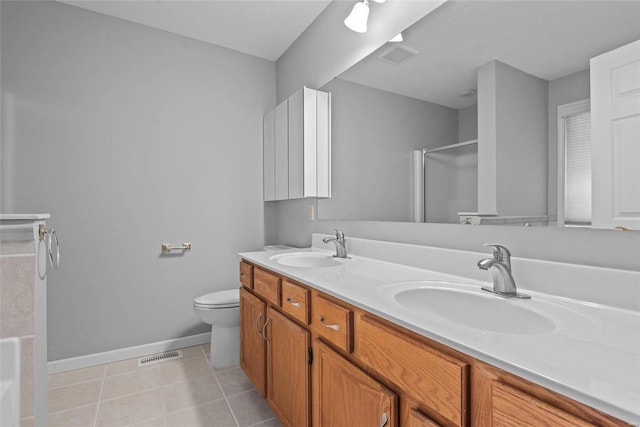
[47,401,97,417]
[211,362,240,427]
[48,376,105,391]
[92,365,107,427]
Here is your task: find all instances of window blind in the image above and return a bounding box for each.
[565,111,591,225]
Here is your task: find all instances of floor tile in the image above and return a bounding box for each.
[97,389,164,427]
[130,416,167,427]
[48,365,105,389]
[157,357,212,385]
[181,345,206,360]
[106,357,152,377]
[48,404,97,427]
[48,380,102,414]
[250,418,281,427]
[161,372,223,414]
[165,399,236,427]
[217,367,254,396]
[101,367,160,400]
[227,389,275,427]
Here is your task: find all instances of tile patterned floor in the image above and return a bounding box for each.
[22,344,280,427]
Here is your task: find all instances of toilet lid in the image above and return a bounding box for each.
[194,289,240,308]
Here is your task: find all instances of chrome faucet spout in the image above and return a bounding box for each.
[323,229,348,258]
[478,244,530,299]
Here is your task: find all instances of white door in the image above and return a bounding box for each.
[591,39,640,230]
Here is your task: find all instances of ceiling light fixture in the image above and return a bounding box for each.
[389,32,403,42]
[344,0,370,33]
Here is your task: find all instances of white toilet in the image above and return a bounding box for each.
[193,288,240,368]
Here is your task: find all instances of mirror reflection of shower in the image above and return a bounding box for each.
[412,141,478,224]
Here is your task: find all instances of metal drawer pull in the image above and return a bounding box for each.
[380,412,388,427]
[286,298,301,307]
[255,313,263,338]
[262,317,271,344]
[319,316,340,331]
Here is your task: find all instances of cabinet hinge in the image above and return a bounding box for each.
[308,347,313,365]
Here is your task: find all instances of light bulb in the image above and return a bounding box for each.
[390,32,403,42]
[344,0,369,33]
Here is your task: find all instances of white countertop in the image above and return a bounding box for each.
[239,246,640,425]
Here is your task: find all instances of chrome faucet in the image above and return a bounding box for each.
[322,229,348,258]
[478,243,530,299]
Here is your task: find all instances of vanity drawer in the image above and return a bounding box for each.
[356,315,469,427]
[312,294,353,353]
[281,280,310,324]
[239,261,253,288]
[253,267,281,306]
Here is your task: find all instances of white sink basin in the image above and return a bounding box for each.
[383,281,557,335]
[269,252,344,268]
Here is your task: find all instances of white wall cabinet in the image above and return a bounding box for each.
[263,87,331,201]
[591,39,640,230]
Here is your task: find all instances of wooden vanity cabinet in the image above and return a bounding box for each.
[239,261,630,427]
[313,339,398,427]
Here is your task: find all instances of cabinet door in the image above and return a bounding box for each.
[591,39,640,230]
[274,100,289,200]
[313,340,397,427]
[266,308,311,427]
[240,288,266,397]
[263,109,276,201]
[491,382,594,427]
[407,408,441,427]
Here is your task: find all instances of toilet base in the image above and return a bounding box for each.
[208,324,239,368]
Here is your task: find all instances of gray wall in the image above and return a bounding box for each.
[317,79,458,222]
[458,105,478,143]
[547,69,590,219]
[478,61,548,217]
[1,1,275,360]
[276,0,447,102]
[494,62,548,217]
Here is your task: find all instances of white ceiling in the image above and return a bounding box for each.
[339,0,640,109]
[59,0,333,61]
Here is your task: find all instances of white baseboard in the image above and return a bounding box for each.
[47,332,211,374]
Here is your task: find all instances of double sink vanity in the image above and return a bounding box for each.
[238,233,639,427]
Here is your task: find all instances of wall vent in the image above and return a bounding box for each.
[137,350,182,367]
[377,45,419,66]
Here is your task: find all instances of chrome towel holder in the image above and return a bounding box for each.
[38,224,60,269]
[161,242,192,254]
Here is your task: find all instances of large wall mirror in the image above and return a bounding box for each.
[317,0,640,229]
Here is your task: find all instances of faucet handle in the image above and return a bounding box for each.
[333,229,345,242]
[483,243,511,262]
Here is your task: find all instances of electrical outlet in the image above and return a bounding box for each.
[307,204,315,220]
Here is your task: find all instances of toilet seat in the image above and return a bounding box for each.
[194,289,239,309]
